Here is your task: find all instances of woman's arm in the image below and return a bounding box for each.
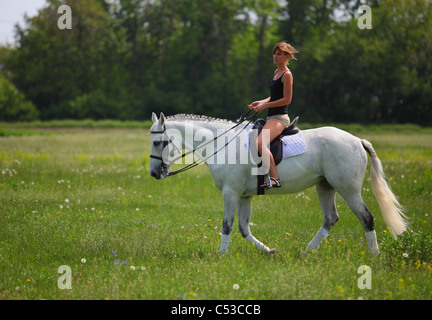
[251,72,293,113]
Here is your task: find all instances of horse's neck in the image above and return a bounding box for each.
[167,119,234,152]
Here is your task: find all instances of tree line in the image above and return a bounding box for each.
[0,0,431,124]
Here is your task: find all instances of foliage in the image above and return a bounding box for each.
[380,230,432,265]
[0,73,39,121]
[0,0,431,123]
[283,0,432,125]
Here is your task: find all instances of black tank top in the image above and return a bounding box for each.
[267,71,289,116]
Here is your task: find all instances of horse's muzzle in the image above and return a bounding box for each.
[151,165,168,179]
[150,169,161,180]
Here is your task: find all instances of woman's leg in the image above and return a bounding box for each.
[256,120,286,185]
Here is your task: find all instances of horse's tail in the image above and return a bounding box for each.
[361,139,408,239]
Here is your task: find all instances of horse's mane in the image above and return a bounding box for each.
[166,114,233,124]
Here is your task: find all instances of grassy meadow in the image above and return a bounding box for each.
[0,121,431,300]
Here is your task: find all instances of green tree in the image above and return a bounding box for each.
[110,0,269,120]
[0,73,39,121]
[5,0,131,119]
[278,0,432,124]
[3,0,429,124]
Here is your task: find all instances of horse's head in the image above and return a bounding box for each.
[149,112,170,180]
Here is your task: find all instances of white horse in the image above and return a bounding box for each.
[149,112,407,256]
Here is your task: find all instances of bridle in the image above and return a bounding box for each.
[149,109,257,177]
[149,126,169,162]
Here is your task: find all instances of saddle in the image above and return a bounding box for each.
[251,116,299,195]
[252,116,299,166]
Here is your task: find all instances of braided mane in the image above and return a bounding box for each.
[166,114,233,124]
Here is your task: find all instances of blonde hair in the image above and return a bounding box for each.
[273,42,298,64]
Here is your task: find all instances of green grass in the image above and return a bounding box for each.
[0,122,431,300]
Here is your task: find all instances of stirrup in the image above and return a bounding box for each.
[260,176,281,189]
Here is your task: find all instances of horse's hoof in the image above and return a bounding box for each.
[268,248,278,254]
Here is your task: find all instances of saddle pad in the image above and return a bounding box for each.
[247,125,306,160]
[281,131,306,159]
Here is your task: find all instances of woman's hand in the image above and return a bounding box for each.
[248,101,259,109]
[248,101,267,114]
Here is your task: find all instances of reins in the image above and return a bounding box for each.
[150,108,258,177]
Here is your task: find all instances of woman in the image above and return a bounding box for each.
[248,41,298,188]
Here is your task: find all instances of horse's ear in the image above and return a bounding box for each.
[159,112,166,128]
[148,112,159,134]
[152,112,158,123]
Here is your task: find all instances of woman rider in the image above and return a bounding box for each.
[248,41,298,188]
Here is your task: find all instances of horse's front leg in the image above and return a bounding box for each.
[219,187,238,254]
[238,196,276,254]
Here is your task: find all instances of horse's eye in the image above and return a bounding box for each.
[153,141,162,147]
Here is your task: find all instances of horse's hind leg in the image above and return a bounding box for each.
[340,191,379,256]
[238,196,275,253]
[304,179,339,256]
